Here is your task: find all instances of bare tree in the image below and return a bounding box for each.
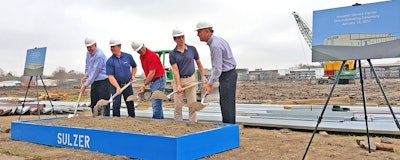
[52,67,68,80]
[2,72,19,81]
[0,68,4,77]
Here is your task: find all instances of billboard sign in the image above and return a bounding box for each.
[312,1,400,62]
[23,47,47,76]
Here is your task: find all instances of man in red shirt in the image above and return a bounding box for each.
[132,41,166,119]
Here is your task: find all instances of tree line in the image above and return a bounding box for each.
[0,67,85,84]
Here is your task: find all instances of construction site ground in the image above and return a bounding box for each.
[1,79,400,159]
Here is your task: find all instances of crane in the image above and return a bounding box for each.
[292,11,357,84]
[292,12,312,49]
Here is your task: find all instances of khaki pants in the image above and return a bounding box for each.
[173,74,197,122]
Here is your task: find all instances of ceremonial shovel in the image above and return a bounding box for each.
[93,81,133,117]
[187,93,208,114]
[151,82,203,100]
[67,90,83,118]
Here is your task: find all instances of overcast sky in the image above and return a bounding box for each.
[0,0,390,76]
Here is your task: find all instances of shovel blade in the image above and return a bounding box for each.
[68,114,75,118]
[151,90,167,100]
[92,104,104,117]
[96,99,109,107]
[126,95,138,102]
[92,99,109,117]
[188,102,206,113]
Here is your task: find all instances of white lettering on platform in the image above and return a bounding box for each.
[57,133,90,148]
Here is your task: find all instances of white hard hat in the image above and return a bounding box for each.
[195,21,213,31]
[172,27,185,37]
[109,38,121,46]
[131,41,144,52]
[84,37,96,47]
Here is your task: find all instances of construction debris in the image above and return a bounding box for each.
[272,96,351,105]
[357,138,395,152]
[0,124,10,133]
[319,131,329,136]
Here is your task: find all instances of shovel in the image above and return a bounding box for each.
[93,81,133,117]
[187,93,208,114]
[68,90,83,118]
[126,93,139,102]
[126,92,140,108]
[151,82,203,100]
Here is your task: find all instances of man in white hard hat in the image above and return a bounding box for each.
[106,38,137,117]
[81,37,110,115]
[196,21,238,124]
[170,27,207,122]
[131,41,166,119]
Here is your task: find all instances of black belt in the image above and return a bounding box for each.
[180,75,191,78]
[119,82,129,86]
[222,68,236,73]
[94,78,108,82]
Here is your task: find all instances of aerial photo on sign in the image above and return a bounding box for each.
[23,47,47,76]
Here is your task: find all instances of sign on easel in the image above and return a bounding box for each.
[23,47,47,76]
[312,1,400,62]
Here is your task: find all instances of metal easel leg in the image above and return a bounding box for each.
[19,76,33,120]
[358,59,371,153]
[367,59,400,130]
[302,60,347,160]
[39,76,56,117]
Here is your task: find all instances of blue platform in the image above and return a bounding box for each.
[11,117,240,160]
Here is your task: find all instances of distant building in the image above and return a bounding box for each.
[249,69,279,81]
[236,68,249,81]
[0,80,21,87]
[287,70,316,80]
[37,79,59,86]
[360,63,400,79]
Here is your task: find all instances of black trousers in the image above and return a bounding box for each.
[219,69,237,124]
[91,79,110,116]
[109,82,135,117]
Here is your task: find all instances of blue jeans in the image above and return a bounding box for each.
[150,76,166,119]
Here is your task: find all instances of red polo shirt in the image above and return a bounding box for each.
[140,48,165,81]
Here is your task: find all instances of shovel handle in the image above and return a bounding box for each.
[73,90,84,116]
[110,81,133,101]
[77,90,83,103]
[201,93,208,104]
[120,81,133,91]
[182,82,202,91]
[167,82,202,98]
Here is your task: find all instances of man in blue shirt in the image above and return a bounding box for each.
[106,38,137,117]
[196,21,238,124]
[170,27,207,122]
[81,37,110,115]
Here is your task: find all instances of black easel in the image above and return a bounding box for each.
[19,75,56,120]
[302,59,400,160]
